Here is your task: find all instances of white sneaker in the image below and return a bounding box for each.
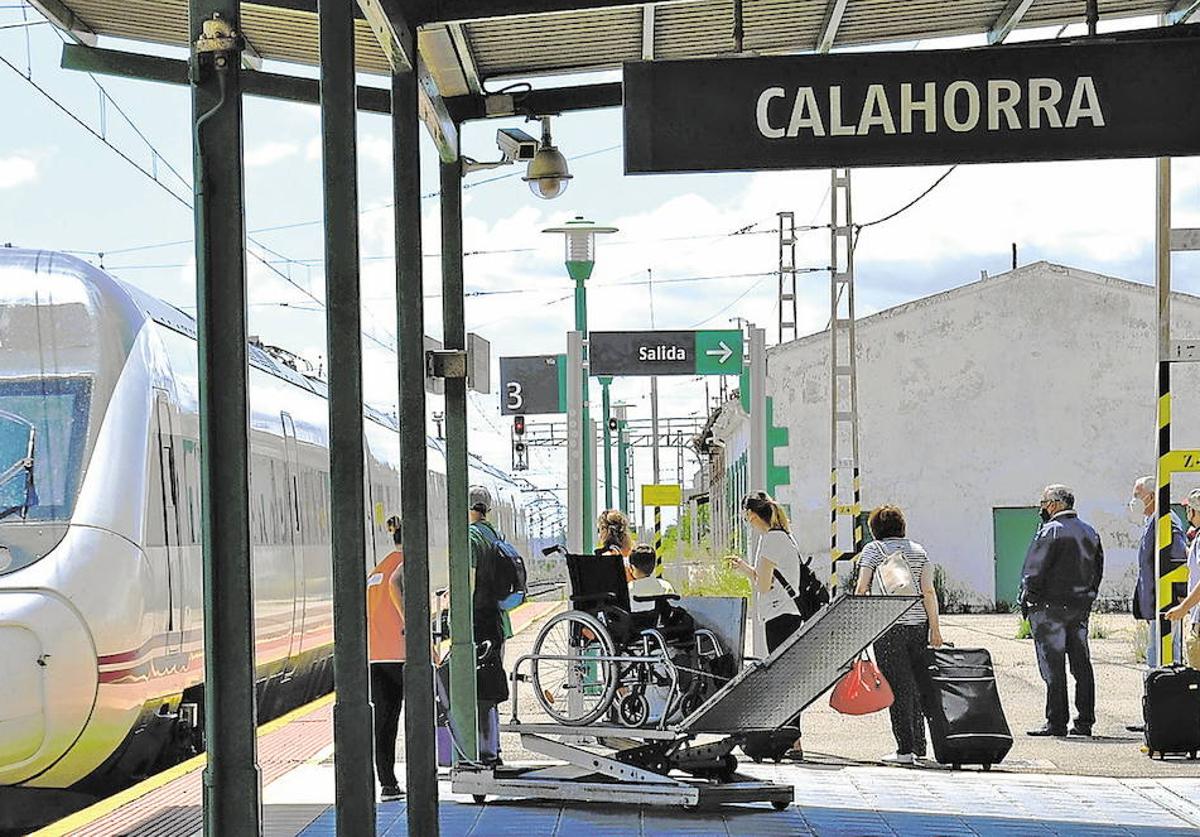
[881,752,915,766]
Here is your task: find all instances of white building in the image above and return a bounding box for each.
[706,261,1200,608]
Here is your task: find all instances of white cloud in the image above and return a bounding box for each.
[0,155,38,189]
[245,141,299,168]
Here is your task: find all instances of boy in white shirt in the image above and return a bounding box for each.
[628,544,675,611]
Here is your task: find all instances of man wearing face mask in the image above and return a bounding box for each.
[1130,475,1186,671]
[1019,484,1103,737]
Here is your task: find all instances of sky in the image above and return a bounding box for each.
[0,6,1198,526]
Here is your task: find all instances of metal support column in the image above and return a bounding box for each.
[566,332,584,553]
[600,376,614,510]
[676,430,684,560]
[1155,156,1179,667]
[189,3,259,833]
[778,211,799,345]
[393,65,438,835]
[748,327,767,496]
[617,411,630,519]
[441,150,477,760]
[829,168,863,596]
[318,0,373,830]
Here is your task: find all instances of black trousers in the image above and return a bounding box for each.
[1029,601,1095,732]
[370,662,404,788]
[874,622,929,757]
[765,613,805,734]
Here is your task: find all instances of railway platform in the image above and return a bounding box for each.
[35,607,1200,837]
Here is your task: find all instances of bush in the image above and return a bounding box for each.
[1134,620,1148,664]
[679,559,751,599]
[1089,616,1111,640]
[1015,618,1032,640]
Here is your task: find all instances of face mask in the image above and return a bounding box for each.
[1039,507,1052,523]
[1129,497,1147,522]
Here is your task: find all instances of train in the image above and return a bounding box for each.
[0,248,557,823]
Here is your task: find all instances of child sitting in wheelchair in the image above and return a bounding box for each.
[628,543,676,613]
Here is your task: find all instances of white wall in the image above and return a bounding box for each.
[757,262,1200,606]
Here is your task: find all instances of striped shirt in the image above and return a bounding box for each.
[858,537,929,626]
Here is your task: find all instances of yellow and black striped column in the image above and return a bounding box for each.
[829,467,840,593]
[1156,363,1189,665]
[654,505,663,573]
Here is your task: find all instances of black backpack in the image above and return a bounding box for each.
[773,556,830,622]
[475,525,528,611]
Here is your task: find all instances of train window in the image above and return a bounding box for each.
[0,376,91,521]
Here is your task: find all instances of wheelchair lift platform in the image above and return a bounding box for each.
[452,595,918,810]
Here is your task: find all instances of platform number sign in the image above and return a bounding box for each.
[500,354,567,416]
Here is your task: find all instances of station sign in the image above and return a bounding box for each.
[590,329,742,376]
[623,32,1200,173]
[642,483,683,506]
[500,354,566,416]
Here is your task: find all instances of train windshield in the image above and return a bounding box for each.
[0,377,91,521]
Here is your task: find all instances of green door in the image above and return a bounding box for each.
[992,507,1041,611]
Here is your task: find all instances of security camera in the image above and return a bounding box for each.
[497,127,539,163]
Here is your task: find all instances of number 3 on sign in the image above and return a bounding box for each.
[506,381,523,411]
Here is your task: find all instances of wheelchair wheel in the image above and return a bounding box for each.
[531,610,619,726]
[618,692,651,728]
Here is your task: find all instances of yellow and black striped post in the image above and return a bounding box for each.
[653,505,664,576]
[829,467,840,592]
[852,466,864,552]
[1156,360,1174,665]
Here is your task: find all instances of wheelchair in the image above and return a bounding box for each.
[527,550,731,729]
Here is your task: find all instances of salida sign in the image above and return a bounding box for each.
[624,31,1200,172]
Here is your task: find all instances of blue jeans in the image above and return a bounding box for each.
[1029,603,1094,732]
[1146,620,1185,668]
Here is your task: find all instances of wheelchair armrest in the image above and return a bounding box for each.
[631,593,681,603]
[570,592,617,607]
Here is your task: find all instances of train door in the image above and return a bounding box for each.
[280,412,306,675]
[154,391,184,654]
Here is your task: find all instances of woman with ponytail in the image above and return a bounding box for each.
[728,490,805,760]
[596,508,635,581]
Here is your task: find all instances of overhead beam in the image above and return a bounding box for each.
[61,43,394,114]
[988,0,1035,44]
[444,81,622,122]
[816,0,848,53]
[1169,0,1200,24]
[408,0,695,25]
[642,3,655,59]
[447,23,483,94]
[26,0,96,45]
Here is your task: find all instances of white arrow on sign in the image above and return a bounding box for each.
[705,341,733,364]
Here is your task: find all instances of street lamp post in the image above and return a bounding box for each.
[543,217,617,547]
[599,376,614,510]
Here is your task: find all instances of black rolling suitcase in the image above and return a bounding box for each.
[1143,665,1200,759]
[920,646,1012,771]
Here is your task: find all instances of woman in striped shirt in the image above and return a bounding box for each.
[856,504,945,766]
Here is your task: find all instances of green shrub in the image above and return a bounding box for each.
[680,560,751,599]
[1089,617,1111,640]
[1015,618,1032,640]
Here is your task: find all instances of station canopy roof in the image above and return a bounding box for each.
[37,1,1198,112]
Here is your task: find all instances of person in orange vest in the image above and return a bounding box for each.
[368,523,405,801]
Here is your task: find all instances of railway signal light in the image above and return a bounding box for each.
[512,414,528,471]
[608,417,618,432]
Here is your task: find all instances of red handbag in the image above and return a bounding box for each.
[829,653,894,715]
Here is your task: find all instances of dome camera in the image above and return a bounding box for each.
[523,116,572,200]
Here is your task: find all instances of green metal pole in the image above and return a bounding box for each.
[617,419,629,519]
[393,66,438,835]
[600,377,613,510]
[440,152,477,760]
[318,1,374,831]
[188,2,260,833]
[575,276,592,547]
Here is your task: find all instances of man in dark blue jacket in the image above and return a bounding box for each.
[1020,484,1103,738]
[1131,475,1186,668]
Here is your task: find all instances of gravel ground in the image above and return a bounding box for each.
[391,607,1199,779]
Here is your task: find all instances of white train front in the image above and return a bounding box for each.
[0,249,547,808]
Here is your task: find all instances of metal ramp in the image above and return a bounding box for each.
[682,595,919,734]
[452,595,918,811]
